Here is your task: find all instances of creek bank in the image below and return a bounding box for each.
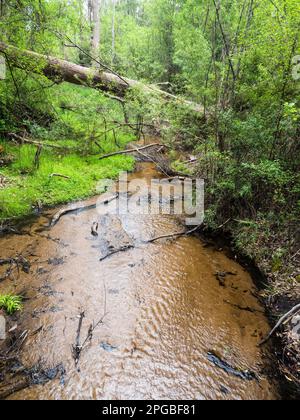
[0,138,296,399]
[162,141,299,399]
[196,226,300,399]
[1,137,298,399]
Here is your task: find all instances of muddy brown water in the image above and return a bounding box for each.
[0,163,279,400]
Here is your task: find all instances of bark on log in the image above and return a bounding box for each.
[0,42,202,113]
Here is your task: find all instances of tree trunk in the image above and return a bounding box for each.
[0,41,202,112]
[0,0,6,17]
[0,41,130,96]
[91,0,101,68]
[111,0,116,66]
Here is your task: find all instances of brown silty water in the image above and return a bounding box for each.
[0,162,278,400]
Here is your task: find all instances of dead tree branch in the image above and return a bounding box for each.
[98,143,163,160]
[99,245,134,262]
[8,133,77,151]
[72,311,85,366]
[260,304,300,346]
[147,224,202,243]
[72,281,108,367]
[50,203,97,227]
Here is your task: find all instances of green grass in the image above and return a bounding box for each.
[0,136,135,221]
[0,82,137,221]
[0,294,23,315]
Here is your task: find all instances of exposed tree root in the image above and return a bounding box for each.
[0,378,30,400]
[207,351,258,381]
[0,256,30,282]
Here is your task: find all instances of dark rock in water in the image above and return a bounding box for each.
[98,214,135,261]
[37,267,48,275]
[220,385,230,395]
[100,342,118,352]
[91,222,99,237]
[22,260,31,274]
[48,257,64,266]
[108,288,119,295]
[215,272,226,287]
[214,271,238,287]
[27,363,65,385]
[207,351,257,381]
[9,360,24,374]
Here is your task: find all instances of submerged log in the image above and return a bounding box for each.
[0,42,203,113]
[0,378,30,400]
[207,351,258,381]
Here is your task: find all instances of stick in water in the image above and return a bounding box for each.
[147,224,202,243]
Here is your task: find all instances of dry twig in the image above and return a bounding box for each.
[260,304,300,345]
[147,224,202,243]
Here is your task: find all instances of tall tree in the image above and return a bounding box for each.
[111,0,116,66]
[90,0,101,66]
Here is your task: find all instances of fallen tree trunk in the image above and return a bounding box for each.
[98,143,163,160]
[0,41,129,97]
[0,42,202,113]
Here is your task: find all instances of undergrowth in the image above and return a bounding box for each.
[0,295,22,315]
[0,83,136,221]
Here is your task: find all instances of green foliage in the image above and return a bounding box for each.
[0,295,22,315]
[0,67,137,221]
[0,140,134,220]
[0,0,299,388]
[0,0,299,282]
